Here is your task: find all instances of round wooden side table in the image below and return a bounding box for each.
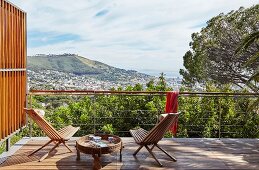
[76,134,123,170]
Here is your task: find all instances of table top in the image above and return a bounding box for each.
[76,134,122,154]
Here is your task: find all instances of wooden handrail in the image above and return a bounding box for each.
[29,89,259,96]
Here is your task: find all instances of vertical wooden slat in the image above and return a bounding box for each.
[9,4,12,133]
[23,12,26,126]
[17,10,20,68]
[0,72,2,139]
[3,72,6,137]
[3,1,6,69]
[0,0,2,138]
[13,8,17,130]
[22,72,26,125]
[18,72,21,127]
[13,9,16,131]
[20,73,22,127]
[7,2,10,135]
[11,6,14,132]
[16,10,20,68]
[11,5,14,130]
[0,0,3,139]
[0,1,3,138]
[2,72,4,139]
[19,12,22,127]
[8,72,10,134]
[13,8,16,130]
[17,10,20,129]
[14,72,16,130]
[0,0,3,68]
[19,11,22,67]
[6,2,9,68]
[3,1,7,137]
[19,72,21,128]
[11,73,14,132]
[22,11,26,126]
[21,12,24,67]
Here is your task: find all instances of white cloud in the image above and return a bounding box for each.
[9,0,259,77]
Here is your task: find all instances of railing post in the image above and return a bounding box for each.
[6,138,10,152]
[93,93,96,134]
[218,99,221,139]
[29,94,33,138]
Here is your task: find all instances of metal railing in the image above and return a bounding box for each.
[27,90,259,138]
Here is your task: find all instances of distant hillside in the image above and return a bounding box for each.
[27,54,151,81]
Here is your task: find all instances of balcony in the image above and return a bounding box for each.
[0,90,258,169]
[1,1,258,169]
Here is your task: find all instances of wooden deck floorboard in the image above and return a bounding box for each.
[0,137,258,169]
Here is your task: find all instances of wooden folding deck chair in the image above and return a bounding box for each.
[24,108,80,161]
[129,113,179,167]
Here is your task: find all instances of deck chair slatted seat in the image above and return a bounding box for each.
[24,108,80,162]
[130,113,179,167]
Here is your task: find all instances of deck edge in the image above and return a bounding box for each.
[0,137,31,165]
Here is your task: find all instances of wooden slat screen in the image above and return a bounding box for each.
[0,0,26,141]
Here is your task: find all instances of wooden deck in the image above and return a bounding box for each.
[0,137,258,169]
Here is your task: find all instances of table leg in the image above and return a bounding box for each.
[120,147,122,162]
[76,148,80,160]
[120,143,124,162]
[92,154,102,170]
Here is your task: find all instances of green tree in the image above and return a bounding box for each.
[180,5,259,91]
[178,84,258,138]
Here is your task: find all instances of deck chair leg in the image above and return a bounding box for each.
[39,142,61,162]
[29,140,53,156]
[155,144,177,162]
[133,145,143,156]
[151,144,155,150]
[145,145,163,167]
[63,142,73,152]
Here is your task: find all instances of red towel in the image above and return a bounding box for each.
[165,91,179,135]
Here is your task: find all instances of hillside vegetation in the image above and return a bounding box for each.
[28,54,119,75]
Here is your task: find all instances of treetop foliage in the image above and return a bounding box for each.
[180,5,259,92]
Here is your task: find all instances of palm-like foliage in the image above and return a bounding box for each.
[236,31,259,110]
[236,31,259,53]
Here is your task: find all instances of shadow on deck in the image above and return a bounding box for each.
[0,137,258,169]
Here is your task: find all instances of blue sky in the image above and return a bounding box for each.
[9,0,258,77]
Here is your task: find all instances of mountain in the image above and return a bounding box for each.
[29,54,111,75]
[27,54,151,81]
